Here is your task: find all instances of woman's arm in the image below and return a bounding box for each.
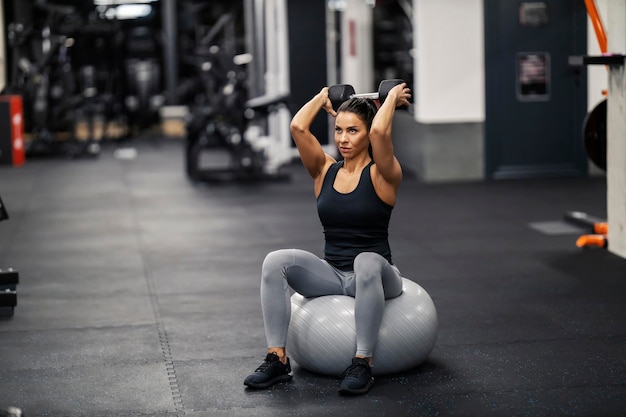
[290,88,337,179]
[369,83,411,188]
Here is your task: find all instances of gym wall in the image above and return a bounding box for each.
[393,0,484,182]
[392,0,613,182]
[287,0,329,145]
[415,0,485,124]
[0,1,5,92]
[339,0,374,94]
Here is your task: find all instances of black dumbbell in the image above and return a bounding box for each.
[0,269,19,318]
[328,79,405,111]
[0,194,8,222]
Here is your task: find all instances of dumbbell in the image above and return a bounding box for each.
[0,267,18,318]
[0,194,8,222]
[328,79,405,111]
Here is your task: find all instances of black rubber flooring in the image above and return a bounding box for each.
[0,139,625,417]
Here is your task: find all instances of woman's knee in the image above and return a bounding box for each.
[353,252,384,287]
[262,249,294,283]
[353,253,402,297]
[263,248,292,267]
[354,252,384,273]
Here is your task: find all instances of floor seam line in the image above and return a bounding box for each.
[126,162,185,416]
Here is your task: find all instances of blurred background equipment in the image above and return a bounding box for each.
[0,194,19,319]
[0,95,25,166]
[182,0,292,181]
[3,0,128,157]
[0,193,8,221]
[1,0,295,181]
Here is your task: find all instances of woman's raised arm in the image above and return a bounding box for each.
[289,88,337,179]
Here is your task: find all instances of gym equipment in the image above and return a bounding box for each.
[3,0,81,155]
[123,26,164,131]
[0,196,19,318]
[563,1,617,251]
[3,1,112,157]
[582,98,607,171]
[373,3,413,93]
[0,194,8,221]
[3,1,131,156]
[564,211,608,249]
[0,269,19,318]
[183,23,269,181]
[0,95,25,167]
[184,1,293,182]
[328,78,405,111]
[286,278,438,376]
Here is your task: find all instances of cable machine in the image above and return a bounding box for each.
[184,0,292,181]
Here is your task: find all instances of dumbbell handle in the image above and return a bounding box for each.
[352,92,380,100]
[350,79,406,102]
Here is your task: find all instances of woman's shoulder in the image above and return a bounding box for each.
[324,155,341,168]
[321,156,341,180]
[369,161,401,207]
[314,155,339,196]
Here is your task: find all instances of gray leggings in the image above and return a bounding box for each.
[260,248,403,358]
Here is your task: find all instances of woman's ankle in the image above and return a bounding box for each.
[268,348,287,364]
[354,355,372,366]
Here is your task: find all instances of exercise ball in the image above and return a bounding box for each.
[287,278,437,376]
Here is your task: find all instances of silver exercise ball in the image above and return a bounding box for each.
[287,278,438,376]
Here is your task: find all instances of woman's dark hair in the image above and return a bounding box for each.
[336,97,378,130]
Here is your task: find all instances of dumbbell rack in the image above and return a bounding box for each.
[0,268,19,317]
[1,195,18,317]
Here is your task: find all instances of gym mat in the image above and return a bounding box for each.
[0,139,624,417]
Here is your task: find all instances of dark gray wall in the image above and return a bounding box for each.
[287,0,328,144]
[392,111,484,182]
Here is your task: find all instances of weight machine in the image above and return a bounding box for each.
[565,0,626,251]
[3,0,128,157]
[4,0,79,155]
[122,16,165,134]
[3,0,167,156]
[183,0,293,182]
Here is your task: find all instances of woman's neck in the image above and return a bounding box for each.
[341,155,372,174]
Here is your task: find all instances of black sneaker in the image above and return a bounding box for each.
[338,357,374,395]
[244,352,293,389]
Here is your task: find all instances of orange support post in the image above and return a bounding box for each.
[585,0,608,53]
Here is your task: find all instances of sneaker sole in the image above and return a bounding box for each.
[244,373,293,389]
[338,378,374,396]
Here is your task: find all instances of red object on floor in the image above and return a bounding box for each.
[0,95,26,167]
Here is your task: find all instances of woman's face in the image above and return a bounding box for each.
[334,111,370,159]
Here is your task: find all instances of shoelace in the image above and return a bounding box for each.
[341,362,368,379]
[255,355,281,372]
[255,361,271,373]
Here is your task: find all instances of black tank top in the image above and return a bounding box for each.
[317,160,393,271]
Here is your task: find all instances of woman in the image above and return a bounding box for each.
[244,82,412,395]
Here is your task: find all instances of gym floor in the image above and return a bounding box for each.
[0,138,624,417]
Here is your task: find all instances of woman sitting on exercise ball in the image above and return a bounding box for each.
[244,82,411,395]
